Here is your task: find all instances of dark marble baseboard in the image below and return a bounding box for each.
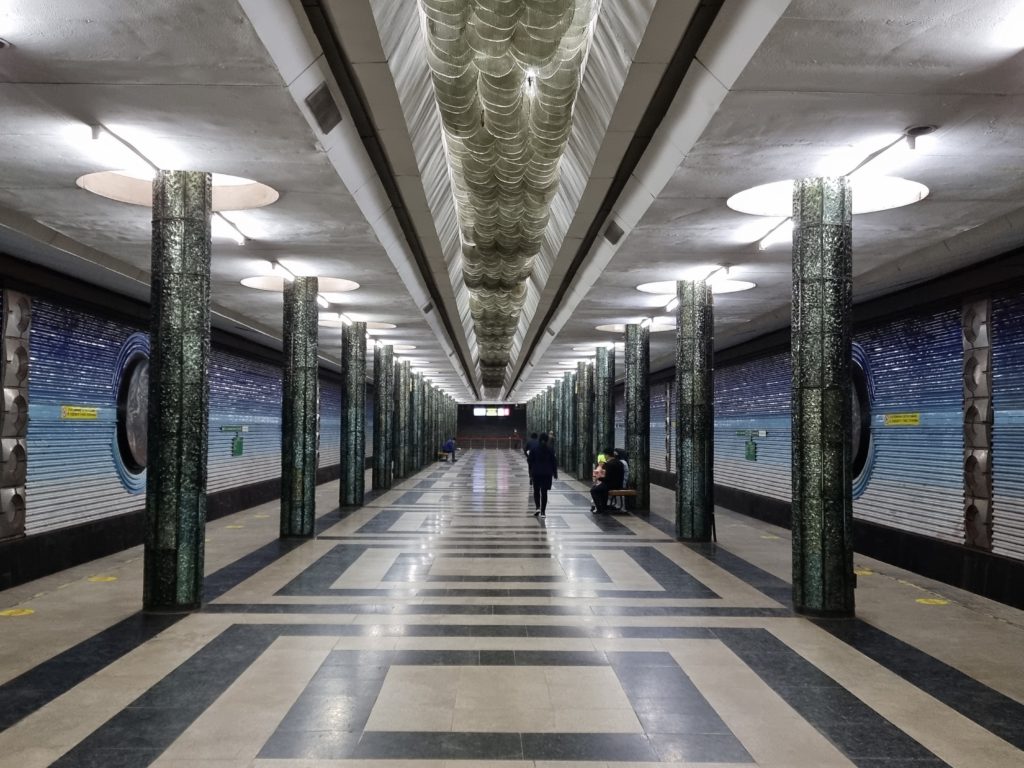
[0,463,343,590]
[709,483,1024,610]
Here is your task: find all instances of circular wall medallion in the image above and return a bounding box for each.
[112,333,150,492]
[851,342,876,499]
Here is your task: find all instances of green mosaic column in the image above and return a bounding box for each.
[412,373,423,471]
[557,378,565,456]
[791,176,855,617]
[144,170,211,612]
[373,344,394,490]
[625,324,650,511]
[576,362,593,479]
[594,346,614,456]
[393,360,408,478]
[563,371,576,474]
[675,280,714,541]
[340,321,366,506]
[280,276,319,537]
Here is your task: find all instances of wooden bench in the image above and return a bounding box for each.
[607,488,637,511]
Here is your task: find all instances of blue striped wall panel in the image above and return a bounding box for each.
[650,381,670,473]
[714,351,792,502]
[26,301,138,533]
[853,311,964,543]
[992,295,1024,560]
[613,390,624,449]
[25,299,345,535]
[320,379,342,467]
[711,309,968,549]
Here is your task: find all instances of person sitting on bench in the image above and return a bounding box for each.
[590,448,624,513]
[442,436,456,463]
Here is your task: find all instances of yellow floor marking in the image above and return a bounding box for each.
[225,524,244,529]
[915,597,950,606]
[87,575,118,582]
[760,534,780,540]
[854,568,873,576]
[0,608,35,617]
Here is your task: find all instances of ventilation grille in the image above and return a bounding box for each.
[604,221,624,245]
[305,82,342,135]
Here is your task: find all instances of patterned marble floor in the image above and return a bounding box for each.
[1,449,1023,767]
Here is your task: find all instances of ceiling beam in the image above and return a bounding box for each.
[300,0,481,401]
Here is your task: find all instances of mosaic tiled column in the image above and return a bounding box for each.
[280,276,319,537]
[411,373,423,471]
[340,321,366,507]
[791,176,855,617]
[393,360,409,479]
[594,346,614,456]
[563,371,576,475]
[625,324,650,511]
[576,361,593,479]
[675,280,714,541]
[372,344,394,490]
[553,379,563,459]
[144,170,211,612]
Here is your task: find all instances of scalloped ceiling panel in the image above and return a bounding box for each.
[419,0,598,388]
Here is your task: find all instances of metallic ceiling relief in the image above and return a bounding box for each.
[419,0,599,389]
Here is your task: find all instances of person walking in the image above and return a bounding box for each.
[529,432,558,518]
[524,432,539,486]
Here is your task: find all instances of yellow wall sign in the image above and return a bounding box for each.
[60,405,99,420]
[884,412,921,426]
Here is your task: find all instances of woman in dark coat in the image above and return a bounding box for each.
[530,432,558,518]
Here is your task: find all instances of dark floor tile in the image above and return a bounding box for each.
[636,707,731,735]
[353,731,524,760]
[479,650,516,665]
[276,694,375,732]
[258,728,362,759]
[324,650,395,667]
[605,651,678,667]
[50,748,166,768]
[392,649,480,665]
[512,650,608,666]
[648,732,753,763]
[825,723,944,760]
[521,732,658,762]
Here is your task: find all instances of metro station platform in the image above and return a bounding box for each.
[1,450,1022,768]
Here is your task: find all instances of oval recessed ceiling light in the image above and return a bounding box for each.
[727,176,928,217]
[572,346,596,352]
[595,323,674,333]
[241,276,360,292]
[366,321,396,330]
[76,171,279,211]
[637,280,755,295]
[393,345,417,351]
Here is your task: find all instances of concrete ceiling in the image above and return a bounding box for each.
[514,0,1024,396]
[0,1,1022,402]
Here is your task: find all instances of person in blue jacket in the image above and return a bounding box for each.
[442,436,456,463]
[529,432,557,518]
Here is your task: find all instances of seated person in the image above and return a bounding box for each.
[616,450,629,489]
[591,448,624,513]
[589,460,606,512]
[441,437,456,462]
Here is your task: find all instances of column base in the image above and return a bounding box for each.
[793,604,856,619]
